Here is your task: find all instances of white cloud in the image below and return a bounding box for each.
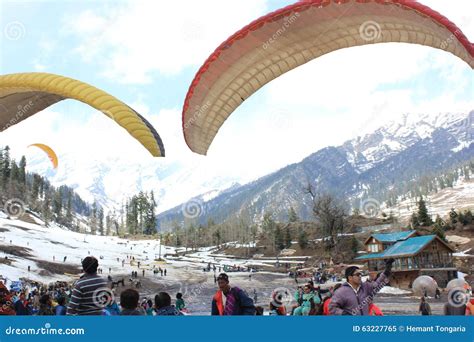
[64,0,268,83]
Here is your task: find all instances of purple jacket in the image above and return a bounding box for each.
[329,273,388,315]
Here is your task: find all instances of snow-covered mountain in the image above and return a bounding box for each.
[21,111,473,222]
[156,111,474,228]
[341,112,472,172]
[23,153,240,214]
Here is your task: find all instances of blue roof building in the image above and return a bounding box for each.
[356,230,457,288]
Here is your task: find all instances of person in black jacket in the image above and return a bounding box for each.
[14,293,31,315]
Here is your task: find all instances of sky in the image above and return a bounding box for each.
[0,0,473,210]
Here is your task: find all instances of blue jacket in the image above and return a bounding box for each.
[155,305,183,316]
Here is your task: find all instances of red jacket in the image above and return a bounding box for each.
[369,303,383,316]
[323,298,331,315]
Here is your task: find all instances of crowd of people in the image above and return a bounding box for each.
[1,256,473,316]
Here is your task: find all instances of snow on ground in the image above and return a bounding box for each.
[0,217,176,284]
[453,248,473,257]
[0,217,287,285]
[0,217,434,315]
[379,286,411,295]
[388,179,474,223]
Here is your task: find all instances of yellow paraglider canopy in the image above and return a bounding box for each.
[0,72,165,157]
[28,143,59,169]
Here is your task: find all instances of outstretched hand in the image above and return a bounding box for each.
[383,258,395,276]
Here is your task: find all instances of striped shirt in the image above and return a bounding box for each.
[66,274,107,315]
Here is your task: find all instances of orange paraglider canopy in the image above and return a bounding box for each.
[182,0,474,155]
[29,143,59,169]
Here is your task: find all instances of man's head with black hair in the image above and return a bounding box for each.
[216,273,230,293]
[154,292,171,309]
[345,266,362,287]
[120,289,139,310]
[39,294,51,305]
[82,256,99,274]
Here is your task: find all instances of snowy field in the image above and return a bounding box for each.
[2,216,458,315]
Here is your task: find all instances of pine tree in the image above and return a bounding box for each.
[284,226,292,249]
[1,146,11,190]
[144,191,157,235]
[42,189,52,226]
[90,202,98,235]
[298,228,308,249]
[8,161,20,198]
[434,215,445,228]
[212,229,221,247]
[288,207,299,223]
[463,210,473,225]
[411,213,420,228]
[31,174,42,203]
[262,213,277,251]
[18,156,26,186]
[98,207,105,236]
[65,192,73,228]
[52,190,63,223]
[274,225,284,251]
[105,214,112,236]
[350,236,359,258]
[449,208,458,226]
[417,196,432,226]
[433,224,447,242]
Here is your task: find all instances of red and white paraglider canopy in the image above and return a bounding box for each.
[183,0,474,155]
